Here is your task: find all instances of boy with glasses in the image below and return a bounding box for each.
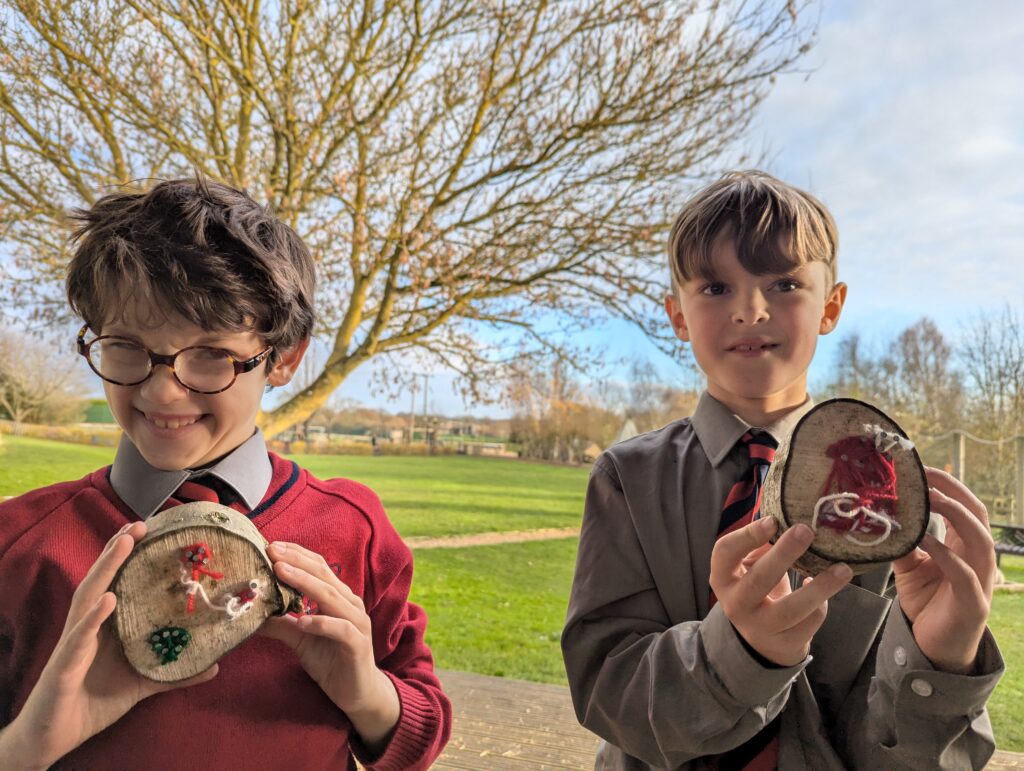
[0,178,451,769]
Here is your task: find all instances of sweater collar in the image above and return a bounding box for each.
[109,430,273,519]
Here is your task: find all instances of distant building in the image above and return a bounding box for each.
[615,418,639,445]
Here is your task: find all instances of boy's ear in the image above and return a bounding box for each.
[819,282,848,335]
[266,337,311,387]
[664,292,690,342]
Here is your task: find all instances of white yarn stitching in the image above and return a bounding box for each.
[862,424,914,453]
[180,569,263,620]
[812,492,901,547]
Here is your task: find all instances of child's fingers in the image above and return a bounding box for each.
[739,524,814,604]
[767,564,852,630]
[892,545,929,575]
[927,488,995,579]
[711,518,778,583]
[272,561,366,624]
[919,534,989,613]
[50,592,117,679]
[65,528,140,628]
[268,542,366,614]
[925,468,988,526]
[257,615,305,649]
[293,614,365,649]
[775,601,831,647]
[740,542,773,570]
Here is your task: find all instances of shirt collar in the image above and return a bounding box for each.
[109,430,273,519]
[692,390,816,468]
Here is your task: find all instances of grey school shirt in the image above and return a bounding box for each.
[109,430,272,519]
[562,391,1003,770]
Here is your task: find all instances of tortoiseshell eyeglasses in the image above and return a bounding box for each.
[76,325,273,395]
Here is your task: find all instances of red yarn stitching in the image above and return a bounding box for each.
[817,436,899,535]
[180,543,225,614]
[237,585,258,604]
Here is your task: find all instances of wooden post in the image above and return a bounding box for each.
[1015,436,1024,526]
[408,378,417,444]
[951,431,966,481]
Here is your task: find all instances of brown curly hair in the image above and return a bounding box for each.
[66,176,316,367]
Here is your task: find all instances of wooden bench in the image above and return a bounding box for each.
[992,523,1024,567]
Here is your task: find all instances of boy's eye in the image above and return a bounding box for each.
[774,278,801,292]
[700,282,728,296]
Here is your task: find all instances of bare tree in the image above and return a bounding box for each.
[509,359,618,461]
[879,318,964,436]
[825,321,963,437]
[960,306,1024,437]
[0,0,816,434]
[616,358,696,431]
[823,333,883,403]
[0,331,87,425]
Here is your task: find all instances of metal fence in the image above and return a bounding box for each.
[915,431,1024,525]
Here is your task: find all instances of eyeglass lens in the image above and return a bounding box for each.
[88,339,235,392]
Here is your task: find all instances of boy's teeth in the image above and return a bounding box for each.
[150,415,199,429]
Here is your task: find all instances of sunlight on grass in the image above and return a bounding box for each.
[410,538,578,685]
[990,590,1024,752]
[0,436,590,539]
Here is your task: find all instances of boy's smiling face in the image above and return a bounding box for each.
[98,300,307,471]
[665,229,846,425]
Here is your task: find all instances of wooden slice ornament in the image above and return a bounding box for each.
[761,398,929,576]
[111,502,303,682]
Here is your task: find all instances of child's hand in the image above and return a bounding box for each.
[0,522,218,769]
[261,542,401,753]
[893,468,996,674]
[709,518,854,667]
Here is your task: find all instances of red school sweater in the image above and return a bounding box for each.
[0,453,451,770]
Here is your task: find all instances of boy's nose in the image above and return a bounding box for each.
[139,363,190,403]
[731,292,770,325]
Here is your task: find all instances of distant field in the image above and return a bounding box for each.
[0,435,116,495]
[295,453,588,537]
[0,434,590,538]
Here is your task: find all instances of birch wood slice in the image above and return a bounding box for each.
[761,398,928,576]
[111,502,303,682]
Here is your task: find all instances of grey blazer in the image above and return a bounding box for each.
[562,394,1003,770]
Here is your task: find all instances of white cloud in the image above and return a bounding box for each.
[751,0,1024,327]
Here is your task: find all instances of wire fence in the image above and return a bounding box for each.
[915,430,1024,525]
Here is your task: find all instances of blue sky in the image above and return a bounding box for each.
[316,0,1024,418]
[45,1,1023,417]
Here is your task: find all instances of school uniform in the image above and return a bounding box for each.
[562,392,1003,770]
[0,433,450,770]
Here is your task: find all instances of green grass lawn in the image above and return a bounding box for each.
[294,453,589,537]
[999,553,1024,585]
[990,586,1024,752]
[0,435,589,538]
[0,435,116,495]
[410,538,578,684]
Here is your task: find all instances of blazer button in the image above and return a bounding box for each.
[894,646,907,666]
[910,678,934,697]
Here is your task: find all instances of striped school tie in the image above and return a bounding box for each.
[173,475,244,508]
[709,430,780,771]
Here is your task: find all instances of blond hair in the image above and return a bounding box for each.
[668,170,838,290]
